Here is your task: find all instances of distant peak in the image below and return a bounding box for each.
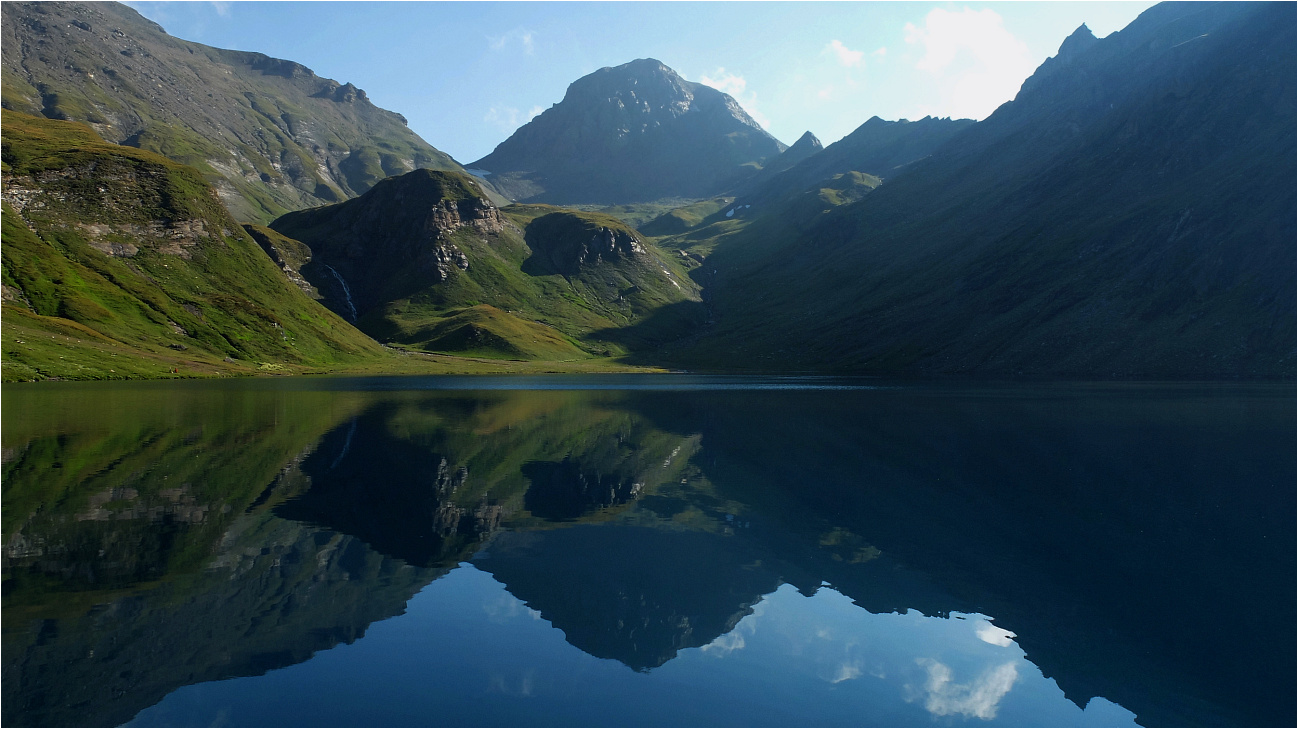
[791,131,823,151]
[612,58,676,77]
[1057,23,1099,60]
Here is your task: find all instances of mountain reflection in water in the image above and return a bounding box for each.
[2,377,1293,728]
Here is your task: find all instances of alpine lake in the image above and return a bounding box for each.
[2,375,1293,728]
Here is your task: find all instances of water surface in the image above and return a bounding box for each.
[3,376,1293,727]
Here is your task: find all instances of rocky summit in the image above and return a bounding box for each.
[470,58,787,204]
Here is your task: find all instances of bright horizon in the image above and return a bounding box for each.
[125,1,1157,164]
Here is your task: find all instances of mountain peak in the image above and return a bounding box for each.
[469,58,785,204]
[1018,21,1101,96]
[790,131,823,152]
[1058,23,1099,60]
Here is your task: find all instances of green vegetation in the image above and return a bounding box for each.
[0,112,381,380]
[638,197,734,237]
[271,170,703,363]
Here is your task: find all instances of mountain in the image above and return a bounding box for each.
[736,115,974,208]
[269,169,702,359]
[668,1,1295,379]
[741,130,823,185]
[0,1,487,223]
[469,58,787,204]
[0,111,385,381]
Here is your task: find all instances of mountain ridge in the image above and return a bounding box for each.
[0,1,496,223]
[667,0,1295,379]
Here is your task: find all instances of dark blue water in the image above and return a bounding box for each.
[2,377,1293,727]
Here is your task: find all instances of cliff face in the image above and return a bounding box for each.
[470,58,787,204]
[1,1,478,222]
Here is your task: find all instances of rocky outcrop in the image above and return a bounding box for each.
[270,169,508,316]
[2,165,216,257]
[523,211,650,277]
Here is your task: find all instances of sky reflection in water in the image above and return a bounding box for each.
[3,377,1292,727]
[129,567,1137,728]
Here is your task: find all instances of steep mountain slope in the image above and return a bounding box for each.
[269,170,701,359]
[1,1,485,223]
[739,130,823,187]
[672,1,1295,379]
[469,58,787,204]
[0,111,385,381]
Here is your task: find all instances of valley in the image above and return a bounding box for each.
[1,1,1292,382]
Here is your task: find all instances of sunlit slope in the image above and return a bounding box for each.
[0,111,386,381]
[0,1,497,223]
[672,2,1296,378]
[270,170,702,360]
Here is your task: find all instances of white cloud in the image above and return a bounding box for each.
[824,39,865,68]
[903,7,1036,120]
[872,47,888,58]
[487,28,535,54]
[915,659,1018,720]
[698,67,770,128]
[484,105,543,133]
[701,631,746,657]
[210,1,231,17]
[829,661,863,684]
[975,623,1017,647]
[699,67,747,97]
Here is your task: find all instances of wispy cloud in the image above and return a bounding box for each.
[914,659,1018,720]
[487,28,535,54]
[210,1,231,18]
[484,105,543,133]
[697,67,770,128]
[824,39,865,68]
[903,7,1035,119]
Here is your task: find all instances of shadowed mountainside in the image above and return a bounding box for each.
[661,2,1295,379]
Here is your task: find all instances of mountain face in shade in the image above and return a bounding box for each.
[671,1,1295,379]
[0,1,481,223]
[469,58,787,204]
[735,116,975,207]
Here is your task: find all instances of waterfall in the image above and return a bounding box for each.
[324,264,358,322]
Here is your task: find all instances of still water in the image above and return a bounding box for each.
[2,376,1293,727]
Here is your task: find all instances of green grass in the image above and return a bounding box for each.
[272,173,703,363]
[1,111,394,381]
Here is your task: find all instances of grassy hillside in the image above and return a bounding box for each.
[271,171,703,360]
[0,1,497,223]
[0,111,387,381]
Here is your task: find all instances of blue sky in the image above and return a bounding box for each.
[125,2,1158,164]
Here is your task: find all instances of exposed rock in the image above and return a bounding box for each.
[471,58,787,203]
